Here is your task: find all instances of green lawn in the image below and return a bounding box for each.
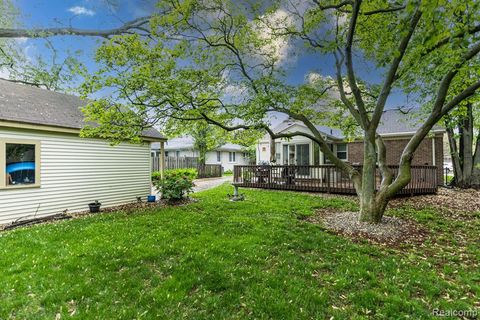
[0,185,478,319]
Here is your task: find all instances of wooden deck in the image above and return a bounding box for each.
[233,165,438,196]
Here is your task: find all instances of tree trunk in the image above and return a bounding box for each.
[359,134,384,223]
[470,130,480,188]
[459,103,474,187]
[447,103,480,188]
[198,146,207,165]
[446,126,462,184]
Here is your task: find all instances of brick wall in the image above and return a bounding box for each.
[344,135,444,184]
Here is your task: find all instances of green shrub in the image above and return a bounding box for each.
[223,169,233,175]
[152,169,196,201]
[152,168,198,183]
[152,171,162,183]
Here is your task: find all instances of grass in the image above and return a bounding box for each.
[0,184,478,319]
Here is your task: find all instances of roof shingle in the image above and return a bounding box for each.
[0,79,165,140]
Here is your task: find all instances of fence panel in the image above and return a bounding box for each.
[197,164,223,178]
[152,156,223,178]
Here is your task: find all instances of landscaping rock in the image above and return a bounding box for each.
[310,210,428,247]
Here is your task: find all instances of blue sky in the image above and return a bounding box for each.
[15,0,156,75]
[13,0,410,110]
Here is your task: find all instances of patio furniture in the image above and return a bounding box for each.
[281,166,296,185]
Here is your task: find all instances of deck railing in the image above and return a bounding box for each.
[233,165,438,195]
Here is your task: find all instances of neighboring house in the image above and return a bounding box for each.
[0,80,166,225]
[152,136,251,172]
[257,109,445,184]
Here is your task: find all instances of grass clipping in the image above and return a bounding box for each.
[310,210,428,247]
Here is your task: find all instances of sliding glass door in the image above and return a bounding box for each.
[295,144,310,175]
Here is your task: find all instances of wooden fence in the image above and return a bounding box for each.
[198,164,223,178]
[152,156,223,178]
[233,165,438,196]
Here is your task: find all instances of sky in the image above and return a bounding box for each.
[10,0,412,123]
[14,0,156,76]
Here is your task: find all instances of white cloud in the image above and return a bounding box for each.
[15,37,28,44]
[0,68,11,79]
[68,6,95,16]
[254,9,295,65]
[306,72,322,84]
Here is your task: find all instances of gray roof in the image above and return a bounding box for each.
[273,109,444,139]
[375,109,443,135]
[271,120,344,140]
[152,136,245,151]
[0,79,165,140]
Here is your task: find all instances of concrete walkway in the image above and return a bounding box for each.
[193,176,233,192]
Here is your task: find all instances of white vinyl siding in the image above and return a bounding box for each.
[0,128,151,225]
[204,150,249,172]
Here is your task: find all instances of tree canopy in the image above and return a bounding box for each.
[58,0,480,222]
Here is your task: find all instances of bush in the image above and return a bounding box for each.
[152,169,196,201]
[223,169,233,176]
[152,168,198,183]
[152,171,162,183]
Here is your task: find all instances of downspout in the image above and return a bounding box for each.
[432,136,436,166]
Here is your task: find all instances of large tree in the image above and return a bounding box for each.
[444,101,480,188]
[78,0,479,223]
[165,121,227,165]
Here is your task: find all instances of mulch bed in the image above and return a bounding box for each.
[309,187,480,217]
[72,197,197,217]
[307,188,480,247]
[308,209,429,247]
[1,198,198,231]
[388,187,480,220]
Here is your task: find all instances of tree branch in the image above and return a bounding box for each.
[386,42,480,197]
[0,16,151,38]
[344,0,369,128]
[370,8,422,130]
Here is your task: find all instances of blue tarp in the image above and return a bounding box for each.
[6,161,35,173]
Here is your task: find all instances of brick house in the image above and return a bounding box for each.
[256,110,445,184]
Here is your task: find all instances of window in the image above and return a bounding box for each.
[1,140,40,188]
[165,151,169,157]
[336,143,348,160]
[283,145,289,164]
[229,152,236,162]
[275,142,281,163]
[216,151,221,162]
[175,151,180,158]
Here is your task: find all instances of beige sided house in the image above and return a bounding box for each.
[0,80,166,225]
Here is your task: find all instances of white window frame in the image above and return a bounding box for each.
[229,152,236,163]
[336,143,348,161]
[0,138,41,189]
